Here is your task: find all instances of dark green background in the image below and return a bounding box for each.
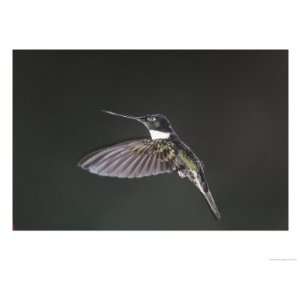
[13,50,288,230]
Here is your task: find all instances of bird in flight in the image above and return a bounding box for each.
[78,110,221,219]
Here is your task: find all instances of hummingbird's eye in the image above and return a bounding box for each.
[147,116,156,122]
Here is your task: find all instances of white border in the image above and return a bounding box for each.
[1,1,299,299]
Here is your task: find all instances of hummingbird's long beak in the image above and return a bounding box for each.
[102,110,143,122]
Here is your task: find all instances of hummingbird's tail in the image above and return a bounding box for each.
[193,175,221,220]
[202,189,221,220]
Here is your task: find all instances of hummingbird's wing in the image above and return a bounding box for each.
[78,139,178,178]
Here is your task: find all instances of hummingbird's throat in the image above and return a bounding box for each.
[149,130,170,140]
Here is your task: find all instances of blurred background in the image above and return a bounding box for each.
[13,50,288,230]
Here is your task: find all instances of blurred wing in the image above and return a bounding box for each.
[78,139,178,178]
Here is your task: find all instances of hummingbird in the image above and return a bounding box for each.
[78,110,221,219]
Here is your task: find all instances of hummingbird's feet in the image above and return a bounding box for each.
[178,169,186,178]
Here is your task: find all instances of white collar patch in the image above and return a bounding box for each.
[149,130,170,140]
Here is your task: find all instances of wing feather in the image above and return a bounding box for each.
[78,139,177,178]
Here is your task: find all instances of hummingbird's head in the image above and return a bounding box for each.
[142,114,172,132]
[102,110,175,140]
